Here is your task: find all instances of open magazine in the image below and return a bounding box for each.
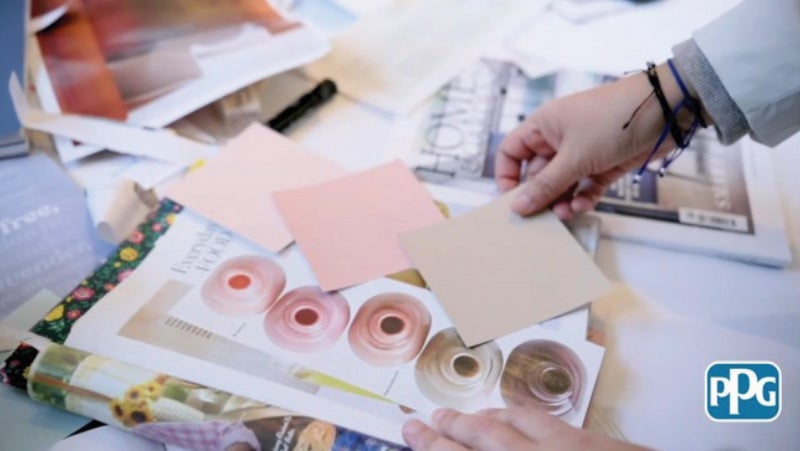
[2,184,605,448]
[26,0,329,162]
[398,58,792,267]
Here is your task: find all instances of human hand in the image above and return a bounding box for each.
[495,63,699,220]
[402,407,647,451]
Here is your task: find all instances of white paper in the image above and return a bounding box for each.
[304,0,550,113]
[127,26,329,128]
[28,3,68,33]
[9,74,216,166]
[550,0,635,24]
[0,290,62,339]
[67,152,186,192]
[86,179,157,245]
[590,136,793,267]
[507,0,742,75]
[331,0,394,16]
[48,425,165,451]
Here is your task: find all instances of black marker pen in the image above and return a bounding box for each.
[266,79,338,133]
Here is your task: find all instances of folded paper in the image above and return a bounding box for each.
[87,179,158,244]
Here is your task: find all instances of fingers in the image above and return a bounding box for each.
[510,153,578,216]
[495,125,556,193]
[430,408,533,450]
[402,419,467,451]
[570,167,627,214]
[476,407,573,442]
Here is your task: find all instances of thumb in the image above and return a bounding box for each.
[511,154,579,216]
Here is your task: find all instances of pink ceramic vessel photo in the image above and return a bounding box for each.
[201,255,286,317]
[348,292,432,367]
[264,286,350,353]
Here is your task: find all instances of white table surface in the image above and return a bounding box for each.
[3,1,798,450]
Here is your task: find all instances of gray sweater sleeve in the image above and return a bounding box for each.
[671,0,800,148]
[671,39,749,146]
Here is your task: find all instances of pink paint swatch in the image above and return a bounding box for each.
[273,160,445,290]
[348,292,432,367]
[201,255,286,316]
[264,286,350,353]
[165,123,347,252]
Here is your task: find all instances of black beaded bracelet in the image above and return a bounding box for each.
[625,60,707,182]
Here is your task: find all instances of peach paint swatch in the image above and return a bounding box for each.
[273,160,445,291]
[165,123,347,252]
[400,187,611,347]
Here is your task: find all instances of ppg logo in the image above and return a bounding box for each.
[705,361,781,422]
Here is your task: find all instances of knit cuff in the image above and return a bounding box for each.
[671,39,749,145]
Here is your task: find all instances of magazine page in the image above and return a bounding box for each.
[303,0,549,113]
[27,201,411,444]
[61,191,601,432]
[591,136,792,266]
[141,207,603,425]
[26,340,408,450]
[399,58,791,266]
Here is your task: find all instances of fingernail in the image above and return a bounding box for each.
[553,204,573,221]
[571,197,591,213]
[402,420,424,447]
[511,192,536,215]
[403,419,424,438]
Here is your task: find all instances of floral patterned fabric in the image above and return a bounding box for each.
[1,200,182,390]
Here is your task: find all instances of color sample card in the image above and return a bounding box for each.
[273,160,445,290]
[161,210,604,425]
[400,187,611,346]
[165,123,347,252]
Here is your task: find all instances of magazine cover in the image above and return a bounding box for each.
[0,154,114,320]
[398,58,791,266]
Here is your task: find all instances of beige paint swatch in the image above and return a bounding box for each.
[400,187,611,346]
[165,123,347,252]
[273,160,445,291]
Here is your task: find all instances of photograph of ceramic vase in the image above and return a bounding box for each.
[348,292,432,366]
[201,255,286,316]
[264,286,350,353]
[414,328,503,409]
[500,339,585,417]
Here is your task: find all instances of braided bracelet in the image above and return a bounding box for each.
[625,60,707,182]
